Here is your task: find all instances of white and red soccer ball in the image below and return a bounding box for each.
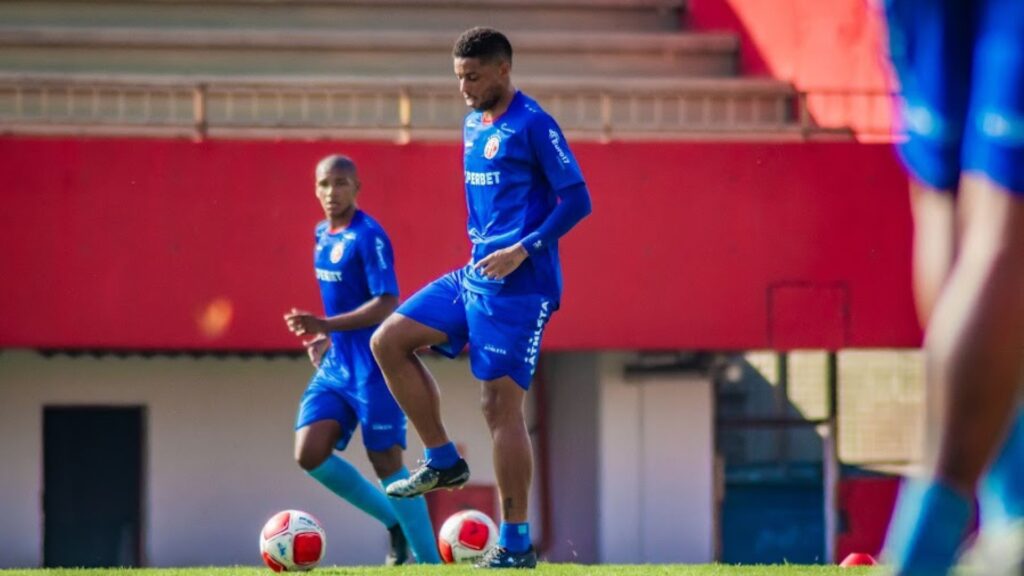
[438,509,499,564]
[259,510,326,572]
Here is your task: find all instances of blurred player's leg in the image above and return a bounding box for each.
[882,0,980,571]
[942,1,1024,568]
[980,408,1024,529]
[909,181,957,327]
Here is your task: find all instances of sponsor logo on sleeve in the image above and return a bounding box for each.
[548,129,571,165]
[374,237,389,270]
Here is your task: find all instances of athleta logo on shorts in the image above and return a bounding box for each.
[525,300,551,366]
[483,344,508,356]
[484,135,501,159]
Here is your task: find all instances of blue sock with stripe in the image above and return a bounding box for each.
[308,455,398,528]
[499,522,531,553]
[381,468,442,564]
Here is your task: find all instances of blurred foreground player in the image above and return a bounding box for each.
[881,1,1024,574]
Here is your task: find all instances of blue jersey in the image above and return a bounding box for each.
[313,210,398,376]
[461,91,586,299]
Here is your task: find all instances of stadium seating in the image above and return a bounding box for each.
[0,0,812,140]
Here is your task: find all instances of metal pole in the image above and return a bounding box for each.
[823,351,840,563]
[776,352,790,474]
[193,83,208,141]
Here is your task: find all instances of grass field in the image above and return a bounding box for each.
[0,566,881,576]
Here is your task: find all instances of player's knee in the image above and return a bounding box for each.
[367,446,403,480]
[370,323,393,360]
[480,390,519,431]
[295,443,330,472]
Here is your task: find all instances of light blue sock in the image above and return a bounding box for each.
[883,477,972,575]
[499,522,531,553]
[381,468,442,564]
[424,442,460,469]
[980,409,1024,528]
[308,455,398,529]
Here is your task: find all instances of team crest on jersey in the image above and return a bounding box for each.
[329,241,345,264]
[483,135,501,159]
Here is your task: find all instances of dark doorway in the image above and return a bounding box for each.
[44,406,144,567]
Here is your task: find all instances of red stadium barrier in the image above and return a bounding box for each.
[0,137,918,350]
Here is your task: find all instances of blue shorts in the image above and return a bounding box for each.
[886,0,1024,194]
[294,353,407,452]
[396,268,555,389]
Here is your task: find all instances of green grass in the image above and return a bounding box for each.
[0,566,882,576]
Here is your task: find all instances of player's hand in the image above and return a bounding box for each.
[304,335,330,368]
[284,308,327,337]
[474,243,528,280]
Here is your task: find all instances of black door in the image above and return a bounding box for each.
[44,406,144,567]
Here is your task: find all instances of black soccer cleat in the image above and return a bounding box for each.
[385,458,470,498]
[474,546,538,569]
[385,524,410,566]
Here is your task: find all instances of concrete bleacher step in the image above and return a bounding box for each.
[0,0,686,33]
[0,73,798,141]
[0,26,737,78]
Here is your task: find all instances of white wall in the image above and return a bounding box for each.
[0,350,497,568]
[0,349,715,567]
[598,354,715,564]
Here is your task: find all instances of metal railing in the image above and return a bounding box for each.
[798,88,897,141]
[0,74,893,142]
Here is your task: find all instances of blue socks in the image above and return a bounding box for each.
[884,477,973,575]
[499,522,531,553]
[307,455,398,529]
[381,468,442,564]
[424,442,460,469]
[980,409,1024,528]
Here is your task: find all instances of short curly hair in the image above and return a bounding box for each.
[452,27,512,64]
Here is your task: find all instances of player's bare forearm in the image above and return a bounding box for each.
[284,295,397,337]
[321,294,398,332]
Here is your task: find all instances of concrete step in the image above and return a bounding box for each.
[0,73,797,141]
[0,26,738,78]
[0,0,685,33]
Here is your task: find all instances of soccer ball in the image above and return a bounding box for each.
[438,509,498,564]
[259,510,326,572]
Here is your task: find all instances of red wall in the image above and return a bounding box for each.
[688,0,895,135]
[0,137,918,351]
[836,477,900,562]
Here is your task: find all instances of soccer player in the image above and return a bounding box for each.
[370,27,592,569]
[880,1,1024,574]
[284,154,441,566]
